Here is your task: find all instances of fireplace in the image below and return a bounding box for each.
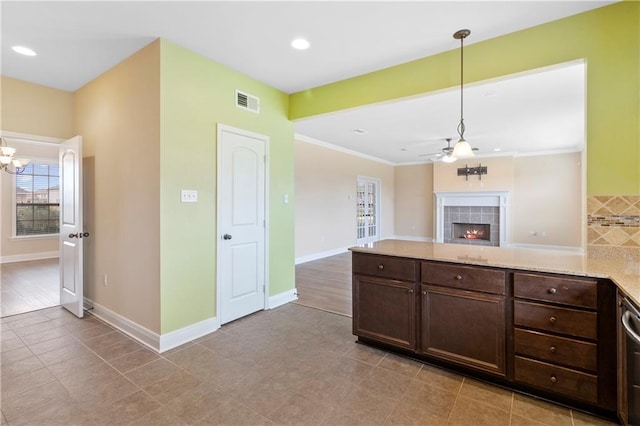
[453,223,491,241]
[435,192,509,247]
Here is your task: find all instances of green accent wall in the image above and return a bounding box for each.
[289,2,640,196]
[159,40,294,334]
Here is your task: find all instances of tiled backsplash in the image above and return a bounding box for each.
[587,195,640,247]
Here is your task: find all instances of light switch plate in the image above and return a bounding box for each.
[181,190,198,203]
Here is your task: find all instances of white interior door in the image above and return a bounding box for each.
[356,177,381,245]
[217,125,267,325]
[59,136,84,317]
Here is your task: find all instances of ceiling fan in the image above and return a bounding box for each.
[419,138,478,161]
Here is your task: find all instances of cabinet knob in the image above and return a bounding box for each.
[549,316,557,324]
[408,289,414,294]
[549,346,557,353]
[422,291,427,295]
[550,375,557,384]
[455,275,463,280]
[548,288,557,295]
[378,264,384,271]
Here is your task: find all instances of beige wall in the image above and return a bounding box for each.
[433,156,515,193]
[296,149,583,255]
[0,77,75,261]
[75,41,161,333]
[0,76,75,139]
[295,139,394,259]
[512,153,583,248]
[394,164,434,240]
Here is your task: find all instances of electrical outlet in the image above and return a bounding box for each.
[181,190,198,203]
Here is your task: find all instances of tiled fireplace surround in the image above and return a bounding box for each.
[435,192,508,247]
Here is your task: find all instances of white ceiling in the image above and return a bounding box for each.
[295,61,586,164]
[1,1,612,162]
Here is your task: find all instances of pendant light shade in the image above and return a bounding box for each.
[451,138,474,157]
[452,29,475,158]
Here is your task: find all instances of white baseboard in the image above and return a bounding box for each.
[85,298,160,352]
[269,288,298,309]
[392,236,433,242]
[1,251,59,264]
[85,298,218,353]
[508,243,584,253]
[158,316,218,353]
[295,246,350,265]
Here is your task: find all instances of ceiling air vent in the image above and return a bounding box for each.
[235,90,260,113]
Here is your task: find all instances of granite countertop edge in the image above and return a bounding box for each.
[349,239,640,306]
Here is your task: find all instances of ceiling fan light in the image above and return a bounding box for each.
[452,139,475,158]
[441,154,457,163]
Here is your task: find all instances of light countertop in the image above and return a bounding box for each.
[350,239,640,306]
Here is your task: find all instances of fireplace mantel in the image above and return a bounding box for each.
[435,191,509,246]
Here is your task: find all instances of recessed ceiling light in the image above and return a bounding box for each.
[353,129,367,135]
[493,148,502,152]
[291,38,310,50]
[12,46,37,56]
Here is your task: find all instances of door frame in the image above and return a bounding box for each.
[356,175,382,245]
[0,131,72,315]
[215,123,270,327]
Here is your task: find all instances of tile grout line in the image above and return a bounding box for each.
[445,376,465,425]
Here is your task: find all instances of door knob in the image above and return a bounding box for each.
[68,232,90,239]
[223,234,232,240]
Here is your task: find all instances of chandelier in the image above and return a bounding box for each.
[451,29,475,158]
[0,137,30,174]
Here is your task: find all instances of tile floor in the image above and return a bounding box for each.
[1,304,616,425]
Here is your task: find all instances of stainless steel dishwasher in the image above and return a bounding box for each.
[621,297,640,425]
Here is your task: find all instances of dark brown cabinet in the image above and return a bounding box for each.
[352,254,417,351]
[513,272,617,411]
[419,261,506,376]
[420,285,506,376]
[351,252,617,418]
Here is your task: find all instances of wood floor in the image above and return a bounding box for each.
[294,251,352,317]
[0,253,353,319]
[1,258,59,318]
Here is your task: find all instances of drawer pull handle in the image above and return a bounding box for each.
[378,264,384,271]
[549,316,557,324]
[550,375,557,384]
[455,275,463,280]
[549,346,557,353]
[548,288,557,295]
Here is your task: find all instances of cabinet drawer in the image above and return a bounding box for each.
[515,356,597,404]
[514,273,597,309]
[421,262,505,295]
[353,253,416,281]
[514,329,597,372]
[514,301,597,340]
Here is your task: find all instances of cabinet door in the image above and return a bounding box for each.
[353,275,416,351]
[420,284,506,376]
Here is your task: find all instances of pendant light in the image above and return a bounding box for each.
[451,29,475,158]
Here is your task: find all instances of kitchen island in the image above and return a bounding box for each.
[350,240,639,421]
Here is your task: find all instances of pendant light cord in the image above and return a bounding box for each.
[457,34,465,140]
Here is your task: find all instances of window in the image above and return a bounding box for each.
[15,162,60,236]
